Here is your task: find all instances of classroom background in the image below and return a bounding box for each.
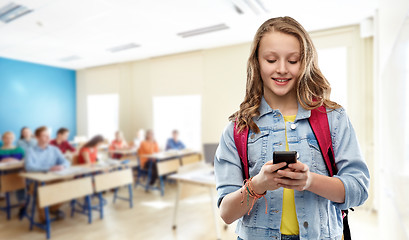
[0,0,408,239]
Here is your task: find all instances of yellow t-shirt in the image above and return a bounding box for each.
[280,115,299,235]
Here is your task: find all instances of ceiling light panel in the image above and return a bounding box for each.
[177,24,230,38]
[107,43,141,53]
[0,2,32,23]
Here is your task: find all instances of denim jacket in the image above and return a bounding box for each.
[214,97,370,240]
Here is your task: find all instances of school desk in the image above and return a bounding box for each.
[139,150,200,195]
[0,161,25,220]
[19,161,137,239]
[169,163,223,240]
[109,148,138,160]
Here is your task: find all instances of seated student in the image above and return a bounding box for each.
[16,127,37,153]
[138,130,159,185]
[0,132,25,163]
[132,129,145,151]
[50,128,76,154]
[25,126,70,172]
[0,131,26,218]
[165,130,186,151]
[77,135,104,164]
[109,131,129,159]
[25,126,70,222]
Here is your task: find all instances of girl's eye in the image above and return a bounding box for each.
[289,61,298,64]
[267,60,276,63]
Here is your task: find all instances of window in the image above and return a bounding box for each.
[87,94,119,140]
[317,47,348,109]
[153,95,201,150]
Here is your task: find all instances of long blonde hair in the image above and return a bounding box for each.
[230,16,340,133]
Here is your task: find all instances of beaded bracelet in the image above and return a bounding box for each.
[240,177,268,215]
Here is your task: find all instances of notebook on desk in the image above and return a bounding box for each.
[52,166,89,176]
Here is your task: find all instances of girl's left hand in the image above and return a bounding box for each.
[275,161,313,191]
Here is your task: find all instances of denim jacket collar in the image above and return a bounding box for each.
[257,96,311,121]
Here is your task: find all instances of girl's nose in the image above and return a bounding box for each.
[276,60,288,74]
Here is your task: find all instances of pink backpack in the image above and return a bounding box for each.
[233,106,351,239]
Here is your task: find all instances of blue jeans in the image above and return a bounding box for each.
[238,235,299,240]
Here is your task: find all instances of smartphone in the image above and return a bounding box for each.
[273,151,297,171]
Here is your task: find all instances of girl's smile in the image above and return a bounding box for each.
[272,77,292,85]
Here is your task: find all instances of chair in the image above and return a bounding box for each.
[38,177,93,239]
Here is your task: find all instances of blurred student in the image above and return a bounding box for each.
[0,132,25,163]
[165,130,186,151]
[78,135,104,164]
[16,127,36,154]
[133,129,145,151]
[50,128,76,154]
[25,126,70,222]
[0,131,26,217]
[109,131,129,159]
[138,130,159,185]
[25,126,70,172]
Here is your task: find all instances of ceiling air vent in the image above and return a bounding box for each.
[0,2,32,23]
[177,24,229,38]
[59,55,81,62]
[107,43,140,53]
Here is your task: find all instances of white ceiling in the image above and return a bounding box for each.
[0,0,378,70]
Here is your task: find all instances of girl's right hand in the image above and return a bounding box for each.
[251,160,289,194]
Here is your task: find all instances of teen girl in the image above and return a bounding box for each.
[214,17,370,240]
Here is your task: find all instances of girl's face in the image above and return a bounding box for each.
[258,31,301,99]
[22,128,31,139]
[115,132,122,141]
[2,133,14,146]
[146,132,154,141]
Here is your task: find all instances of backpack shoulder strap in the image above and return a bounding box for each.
[308,106,338,176]
[233,121,250,179]
[309,107,352,239]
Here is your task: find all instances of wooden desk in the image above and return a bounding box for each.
[169,163,222,240]
[109,148,138,160]
[142,149,198,161]
[20,160,137,183]
[0,161,24,171]
[0,161,25,220]
[140,150,200,195]
[20,160,137,239]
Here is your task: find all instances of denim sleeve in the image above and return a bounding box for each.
[214,122,244,207]
[330,108,370,210]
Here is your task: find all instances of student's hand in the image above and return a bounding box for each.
[49,165,65,172]
[275,161,312,191]
[251,160,288,194]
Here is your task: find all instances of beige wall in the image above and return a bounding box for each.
[77,43,250,143]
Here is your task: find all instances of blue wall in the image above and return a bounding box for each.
[0,57,76,143]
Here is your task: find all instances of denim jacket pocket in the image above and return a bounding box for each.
[247,130,269,170]
[307,138,328,175]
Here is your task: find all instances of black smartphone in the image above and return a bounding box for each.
[273,151,297,171]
